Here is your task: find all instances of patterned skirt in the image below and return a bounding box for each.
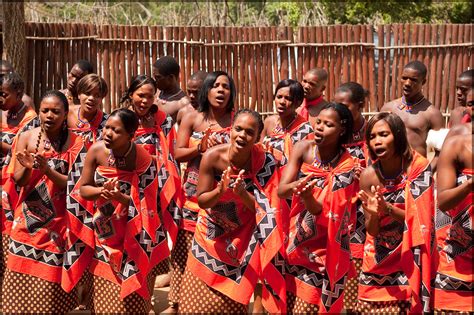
[88,259,169,314]
[355,299,411,314]
[178,267,248,314]
[168,229,194,305]
[1,269,78,313]
[344,258,363,311]
[286,291,320,314]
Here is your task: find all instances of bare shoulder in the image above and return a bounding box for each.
[264,114,279,127]
[381,99,400,112]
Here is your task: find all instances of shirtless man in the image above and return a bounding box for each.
[59,60,94,107]
[381,60,443,170]
[448,69,473,127]
[176,71,207,125]
[153,56,189,123]
[296,68,329,127]
[445,88,473,140]
[0,59,35,110]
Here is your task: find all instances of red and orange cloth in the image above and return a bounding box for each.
[181,127,231,232]
[134,110,183,245]
[263,149,356,313]
[187,145,282,307]
[70,110,107,148]
[262,114,314,166]
[296,95,325,121]
[434,169,473,312]
[1,108,39,234]
[6,133,83,284]
[64,145,169,299]
[359,152,435,314]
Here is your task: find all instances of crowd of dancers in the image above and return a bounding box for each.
[0,55,472,314]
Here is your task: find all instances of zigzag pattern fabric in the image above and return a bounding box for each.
[64,145,168,299]
[271,150,356,313]
[434,169,473,312]
[186,145,282,306]
[133,110,183,245]
[6,133,83,285]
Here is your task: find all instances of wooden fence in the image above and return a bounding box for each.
[1,23,472,116]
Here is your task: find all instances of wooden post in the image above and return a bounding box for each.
[2,1,27,81]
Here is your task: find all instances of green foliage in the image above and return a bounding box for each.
[24,0,473,25]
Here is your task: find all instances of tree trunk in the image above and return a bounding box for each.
[2,1,26,81]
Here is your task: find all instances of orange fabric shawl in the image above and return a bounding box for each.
[7,133,83,284]
[187,145,282,306]
[433,169,473,312]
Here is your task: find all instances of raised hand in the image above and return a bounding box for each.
[200,127,212,153]
[218,166,232,194]
[231,169,247,196]
[293,174,318,199]
[16,149,35,169]
[34,151,50,173]
[358,185,386,216]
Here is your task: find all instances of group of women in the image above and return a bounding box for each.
[0,64,472,314]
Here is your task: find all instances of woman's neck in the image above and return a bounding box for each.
[228,145,251,170]
[279,111,297,129]
[43,129,62,142]
[316,143,340,163]
[207,108,229,125]
[353,115,364,132]
[379,155,404,178]
[79,106,98,121]
[112,141,132,157]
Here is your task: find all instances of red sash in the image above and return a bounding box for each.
[7,133,83,284]
[296,96,324,121]
[70,110,107,148]
[400,152,435,313]
[181,127,231,232]
[2,109,38,234]
[284,150,356,313]
[187,145,282,305]
[134,110,183,246]
[64,145,168,298]
[262,115,314,166]
[344,139,370,259]
[433,169,473,312]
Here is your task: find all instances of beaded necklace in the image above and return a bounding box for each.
[313,146,343,171]
[274,113,297,134]
[107,142,134,168]
[398,95,425,113]
[7,102,26,120]
[76,107,98,128]
[376,161,406,189]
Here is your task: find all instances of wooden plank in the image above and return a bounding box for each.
[440,25,452,113]
[173,26,180,64]
[288,27,296,81]
[384,25,391,104]
[328,26,335,102]
[376,25,385,110]
[296,27,304,80]
[249,28,257,111]
[303,27,310,74]
[322,26,329,95]
[53,24,61,90]
[26,23,35,99]
[102,25,111,113]
[367,25,376,111]
[422,25,431,101]
[150,26,158,71]
[225,27,232,78]
[157,26,164,58]
[110,24,118,110]
[205,27,213,72]
[89,24,98,75]
[130,26,138,79]
[390,24,400,101]
[118,25,126,102]
[334,25,342,90]
[341,25,349,83]
[360,25,368,108]
[185,26,192,85]
[231,27,239,106]
[462,24,471,70]
[178,27,186,90]
[279,27,289,81]
[144,26,152,76]
[428,25,437,107]
[266,27,274,111]
[46,23,54,91]
[272,27,279,92]
[435,25,445,110]
[191,27,200,72]
[312,26,319,69]
[33,23,43,104]
[411,24,419,61]
[448,24,459,111]
[355,25,362,85]
[166,26,173,56]
[252,28,262,111]
[219,27,227,74]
